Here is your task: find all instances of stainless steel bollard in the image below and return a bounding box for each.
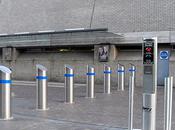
[142,93,156,130]
[36,64,48,110]
[0,65,13,120]
[129,63,136,79]
[164,77,170,130]
[117,64,125,91]
[128,76,135,130]
[104,64,112,94]
[64,65,74,104]
[86,65,95,98]
[169,77,173,130]
[129,63,136,88]
[164,77,173,130]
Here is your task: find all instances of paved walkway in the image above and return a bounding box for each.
[0,81,174,130]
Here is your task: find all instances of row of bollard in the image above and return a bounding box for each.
[0,63,136,120]
[65,63,136,103]
[0,64,173,130]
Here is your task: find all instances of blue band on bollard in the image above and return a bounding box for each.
[36,76,48,80]
[117,70,125,73]
[86,73,96,76]
[64,74,74,77]
[129,69,136,72]
[104,71,112,74]
[0,80,12,84]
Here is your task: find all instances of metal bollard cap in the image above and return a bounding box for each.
[0,65,12,74]
[87,65,94,69]
[36,64,47,71]
[65,64,73,69]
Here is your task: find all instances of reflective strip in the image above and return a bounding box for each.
[0,80,12,84]
[64,74,74,77]
[104,71,112,74]
[129,69,136,72]
[117,70,125,73]
[86,73,96,76]
[36,76,48,80]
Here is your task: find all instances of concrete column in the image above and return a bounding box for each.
[2,47,19,61]
[109,45,118,61]
[2,48,12,61]
[12,48,19,61]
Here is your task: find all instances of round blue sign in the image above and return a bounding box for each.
[160,51,169,60]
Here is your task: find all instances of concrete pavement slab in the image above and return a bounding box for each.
[0,82,173,130]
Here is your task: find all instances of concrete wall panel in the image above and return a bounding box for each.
[0,0,175,33]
